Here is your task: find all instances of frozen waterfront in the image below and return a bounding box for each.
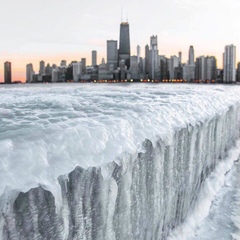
[167,142,240,240]
[191,160,240,240]
[0,83,240,239]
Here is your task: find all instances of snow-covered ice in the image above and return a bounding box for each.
[0,83,240,239]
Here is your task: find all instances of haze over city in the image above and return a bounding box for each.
[0,0,240,82]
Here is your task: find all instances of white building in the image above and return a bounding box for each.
[137,45,141,64]
[169,56,179,79]
[26,63,34,83]
[73,62,82,82]
[52,68,59,82]
[223,44,236,83]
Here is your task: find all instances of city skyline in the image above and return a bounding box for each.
[0,0,240,82]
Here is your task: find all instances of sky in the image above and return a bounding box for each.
[0,0,240,82]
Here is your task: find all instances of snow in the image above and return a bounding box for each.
[1,83,240,239]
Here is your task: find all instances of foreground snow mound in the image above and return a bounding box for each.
[0,84,240,239]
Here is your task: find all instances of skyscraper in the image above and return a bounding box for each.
[119,22,131,69]
[188,46,195,65]
[92,50,97,66]
[73,62,82,82]
[45,63,52,74]
[169,56,179,79]
[137,45,141,64]
[159,55,169,80]
[195,56,217,81]
[26,63,34,83]
[145,45,149,74]
[178,52,182,66]
[206,56,217,80]
[39,60,45,74]
[81,58,86,74]
[52,69,59,82]
[182,64,195,82]
[130,56,138,79]
[4,61,12,84]
[107,40,118,71]
[223,44,236,83]
[195,56,206,81]
[149,35,159,79]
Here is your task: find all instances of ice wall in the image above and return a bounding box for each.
[1,84,240,240]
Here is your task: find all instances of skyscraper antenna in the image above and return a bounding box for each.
[126,10,128,22]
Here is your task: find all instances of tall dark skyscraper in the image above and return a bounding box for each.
[145,45,149,74]
[4,61,12,84]
[92,50,97,66]
[119,22,131,69]
[188,46,195,65]
[81,58,86,74]
[39,60,45,74]
[178,52,182,66]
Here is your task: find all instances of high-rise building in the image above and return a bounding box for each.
[45,63,52,74]
[182,64,195,82]
[81,58,86,74]
[52,68,59,82]
[188,46,195,66]
[4,61,12,84]
[169,56,179,79]
[139,57,144,74]
[149,35,159,79]
[39,60,45,74]
[145,45,149,75]
[223,44,236,83]
[178,52,182,66]
[195,56,217,81]
[137,45,141,64]
[107,40,118,71]
[73,62,82,82]
[195,56,206,81]
[174,66,183,79]
[119,22,131,69]
[92,50,97,66]
[130,56,139,79]
[99,58,112,80]
[159,55,169,80]
[206,56,217,80]
[26,63,34,83]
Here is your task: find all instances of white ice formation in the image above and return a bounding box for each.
[0,84,240,240]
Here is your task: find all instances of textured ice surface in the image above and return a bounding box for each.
[1,83,240,239]
[191,159,240,240]
[0,84,238,196]
[167,141,240,240]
